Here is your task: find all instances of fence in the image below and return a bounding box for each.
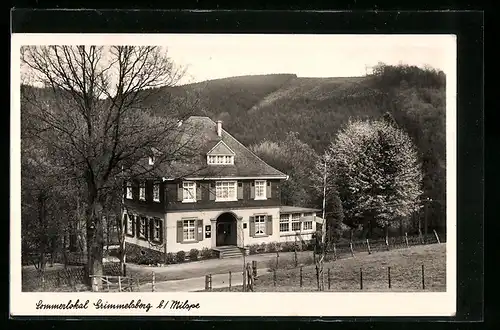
[90,275,139,292]
[21,261,128,292]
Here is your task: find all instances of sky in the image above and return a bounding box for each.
[15,34,456,86]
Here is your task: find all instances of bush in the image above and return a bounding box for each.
[189,249,199,261]
[259,243,268,253]
[267,243,278,253]
[165,252,176,264]
[176,250,186,263]
[248,244,259,255]
[200,247,213,260]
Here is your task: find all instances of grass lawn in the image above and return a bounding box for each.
[207,243,446,292]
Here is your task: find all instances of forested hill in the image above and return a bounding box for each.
[147,66,447,224]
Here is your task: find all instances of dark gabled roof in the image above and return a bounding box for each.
[159,116,287,180]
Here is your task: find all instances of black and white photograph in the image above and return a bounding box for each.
[11,33,457,317]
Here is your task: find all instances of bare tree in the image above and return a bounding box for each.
[21,45,200,286]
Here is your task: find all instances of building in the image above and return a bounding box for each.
[122,116,320,260]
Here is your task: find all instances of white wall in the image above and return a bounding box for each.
[165,207,281,253]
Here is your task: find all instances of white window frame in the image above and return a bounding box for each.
[254,180,267,200]
[302,213,313,231]
[153,218,161,241]
[279,214,290,232]
[139,217,147,238]
[153,183,160,202]
[126,181,133,199]
[254,215,266,236]
[183,219,196,241]
[207,154,234,165]
[139,181,146,201]
[126,214,133,235]
[182,181,196,203]
[291,213,301,232]
[215,181,237,202]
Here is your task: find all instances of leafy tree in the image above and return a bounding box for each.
[21,45,200,287]
[328,118,423,237]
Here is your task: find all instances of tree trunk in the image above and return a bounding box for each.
[85,181,104,290]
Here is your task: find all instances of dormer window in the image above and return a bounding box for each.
[208,155,234,165]
[207,141,235,165]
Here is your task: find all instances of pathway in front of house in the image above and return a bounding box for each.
[137,268,271,292]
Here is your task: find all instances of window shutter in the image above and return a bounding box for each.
[266,181,272,199]
[250,182,255,199]
[196,183,201,201]
[176,221,183,243]
[266,215,273,236]
[237,182,243,199]
[177,183,183,201]
[159,219,164,244]
[149,218,155,241]
[131,215,135,237]
[209,183,216,200]
[196,219,203,241]
[144,217,149,240]
[249,216,255,238]
[123,214,128,235]
[135,215,141,238]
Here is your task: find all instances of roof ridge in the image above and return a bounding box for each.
[221,128,287,178]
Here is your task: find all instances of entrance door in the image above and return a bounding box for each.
[216,213,237,246]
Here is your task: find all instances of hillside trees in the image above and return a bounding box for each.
[21,45,200,285]
[250,132,318,207]
[327,117,423,238]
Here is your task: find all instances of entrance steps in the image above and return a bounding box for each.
[212,246,246,259]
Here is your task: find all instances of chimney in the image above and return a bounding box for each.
[216,120,222,137]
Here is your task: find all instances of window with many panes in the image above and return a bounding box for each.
[216,181,237,201]
[139,217,147,238]
[153,218,161,241]
[255,215,266,235]
[126,214,133,235]
[291,213,301,231]
[208,155,234,165]
[153,183,160,202]
[254,180,267,200]
[183,181,196,202]
[139,181,146,200]
[302,213,313,230]
[183,219,196,241]
[279,214,290,232]
[126,181,133,199]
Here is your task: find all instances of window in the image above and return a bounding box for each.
[183,220,196,241]
[216,181,237,201]
[255,215,266,235]
[125,214,133,235]
[292,213,301,231]
[279,214,290,232]
[139,217,147,238]
[153,183,160,202]
[303,221,313,230]
[183,181,196,202]
[153,218,161,241]
[254,180,267,200]
[139,181,146,201]
[126,181,133,199]
[207,155,234,165]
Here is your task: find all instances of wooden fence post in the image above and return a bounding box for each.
[229,271,232,289]
[242,271,246,292]
[366,239,371,254]
[299,266,303,287]
[405,232,409,248]
[388,267,391,289]
[151,272,155,292]
[252,260,257,278]
[123,264,127,277]
[209,274,212,291]
[421,265,425,290]
[273,269,277,287]
[118,276,122,292]
[433,229,441,244]
[360,268,363,290]
[328,268,331,290]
